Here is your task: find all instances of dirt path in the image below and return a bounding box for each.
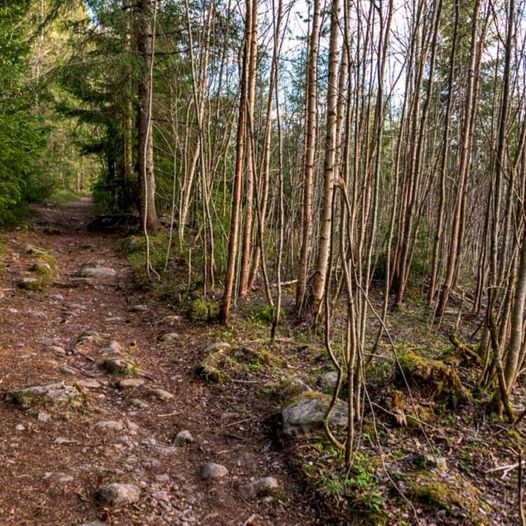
[0,201,319,526]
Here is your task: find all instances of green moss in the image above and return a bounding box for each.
[29,260,55,278]
[188,298,219,321]
[396,350,470,408]
[405,471,490,523]
[18,276,46,292]
[100,358,139,376]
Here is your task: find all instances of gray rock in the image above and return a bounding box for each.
[37,411,51,422]
[60,365,77,375]
[54,437,72,445]
[281,391,348,435]
[49,293,64,301]
[159,333,178,343]
[101,340,123,354]
[412,453,448,471]
[199,463,228,480]
[239,477,280,499]
[96,420,124,432]
[317,371,339,393]
[129,398,148,409]
[151,490,170,502]
[154,474,171,483]
[79,267,117,279]
[75,379,101,389]
[174,430,194,445]
[76,522,107,526]
[6,383,83,408]
[147,388,173,401]
[117,378,145,389]
[100,358,137,376]
[96,483,140,506]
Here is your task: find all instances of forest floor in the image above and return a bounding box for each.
[0,200,320,526]
[0,200,525,526]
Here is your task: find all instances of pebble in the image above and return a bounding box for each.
[199,463,228,480]
[60,365,77,375]
[37,411,51,422]
[159,333,178,342]
[129,398,149,409]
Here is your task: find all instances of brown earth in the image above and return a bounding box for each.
[0,200,321,526]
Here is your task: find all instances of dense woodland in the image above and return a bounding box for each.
[3,0,526,523]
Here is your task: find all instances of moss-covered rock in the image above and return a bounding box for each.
[404,470,491,523]
[18,276,46,292]
[188,298,220,321]
[277,376,310,402]
[196,342,271,383]
[100,358,139,376]
[29,261,54,278]
[6,383,84,409]
[396,350,470,408]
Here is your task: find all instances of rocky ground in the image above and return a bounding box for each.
[0,201,321,526]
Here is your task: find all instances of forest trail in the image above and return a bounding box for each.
[0,201,318,526]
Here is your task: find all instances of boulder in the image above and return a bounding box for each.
[282,390,348,435]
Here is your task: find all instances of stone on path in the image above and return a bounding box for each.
[6,383,83,409]
[159,332,178,343]
[199,463,228,480]
[96,420,124,432]
[75,379,101,390]
[79,267,117,280]
[117,378,145,389]
[96,483,140,506]
[100,358,137,376]
[239,477,280,499]
[146,387,173,401]
[174,430,194,445]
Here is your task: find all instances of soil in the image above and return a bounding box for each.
[0,200,321,526]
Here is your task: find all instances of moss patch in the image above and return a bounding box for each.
[396,350,470,408]
[405,470,491,523]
